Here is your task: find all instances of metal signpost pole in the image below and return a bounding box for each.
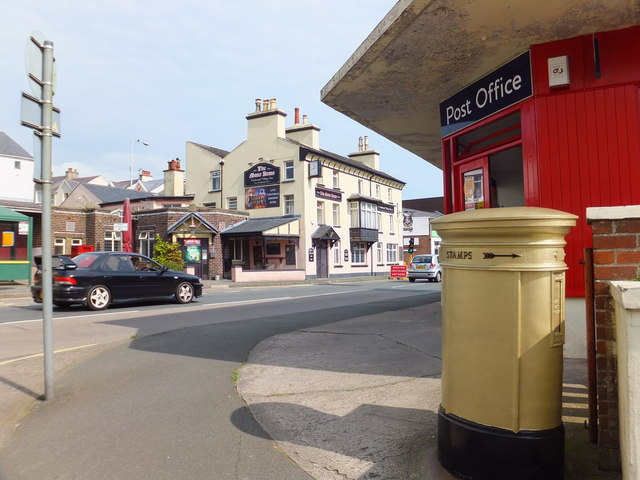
[41,40,55,400]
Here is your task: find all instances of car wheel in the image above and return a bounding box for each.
[175,282,194,304]
[409,277,416,283]
[87,285,111,311]
[435,272,442,283]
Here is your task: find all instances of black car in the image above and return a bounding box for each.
[31,252,203,310]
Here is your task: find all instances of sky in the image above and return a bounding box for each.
[0,1,443,200]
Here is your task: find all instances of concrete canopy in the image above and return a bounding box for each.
[321,0,640,170]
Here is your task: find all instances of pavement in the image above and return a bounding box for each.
[0,279,621,479]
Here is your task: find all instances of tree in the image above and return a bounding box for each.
[152,235,184,271]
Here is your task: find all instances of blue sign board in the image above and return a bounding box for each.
[439,51,532,137]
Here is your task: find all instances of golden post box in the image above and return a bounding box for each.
[431,207,577,480]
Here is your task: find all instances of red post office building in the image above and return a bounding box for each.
[323,2,640,297]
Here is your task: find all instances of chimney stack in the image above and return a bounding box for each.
[349,137,380,170]
[163,158,184,196]
[65,168,79,180]
[247,98,287,141]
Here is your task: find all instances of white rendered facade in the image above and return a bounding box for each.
[185,100,405,279]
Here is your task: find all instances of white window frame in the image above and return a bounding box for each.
[71,238,82,246]
[333,240,342,265]
[332,170,339,189]
[388,187,393,202]
[284,195,294,215]
[358,179,364,194]
[138,231,155,257]
[376,242,383,264]
[375,184,380,198]
[332,204,340,226]
[104,231,122,252]
[351,242,366,265]
[389,214,395,234]
[227,197,238,210]
[211,171,221,191]
[386,243,398,264]
[54,238,65,255]
[284,160,294,181]
[317,201,325,225]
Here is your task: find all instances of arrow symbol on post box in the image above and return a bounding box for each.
[483,253,521,259]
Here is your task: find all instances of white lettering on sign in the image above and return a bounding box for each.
[475,75,522,109]
[445,76,523,126]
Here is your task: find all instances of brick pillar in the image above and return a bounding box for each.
[587,207,640,471]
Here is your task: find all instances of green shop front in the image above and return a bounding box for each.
[0,206,33,282]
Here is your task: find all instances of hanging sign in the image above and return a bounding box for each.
[244,163,280,186]
[440,50,532,137]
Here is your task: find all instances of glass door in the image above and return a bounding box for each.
[455,157,490,210]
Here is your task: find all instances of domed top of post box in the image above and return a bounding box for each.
[431,207,577,241]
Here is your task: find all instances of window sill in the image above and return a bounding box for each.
[351,264,368,268]
[333,265,343,268]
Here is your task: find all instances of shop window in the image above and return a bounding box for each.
[104,231,122,252]
[284,160,294,181]
[138,231,155,257]
[211,171,221,191]
[54,238,65,255]
[351,242,366,264]
[266,243,281,256]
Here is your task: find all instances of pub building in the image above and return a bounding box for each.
[185,99,406,280]
[321,2,640,297]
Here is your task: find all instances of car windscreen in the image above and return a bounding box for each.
[413,256,433,263]
[72,252,102,268]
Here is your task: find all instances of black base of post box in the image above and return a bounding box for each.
[437,407,564,480]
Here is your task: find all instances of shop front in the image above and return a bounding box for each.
[0,206,33,282]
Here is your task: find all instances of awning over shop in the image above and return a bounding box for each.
[311,225,340,247]
[221,216,300,240]
[0,206,30,222]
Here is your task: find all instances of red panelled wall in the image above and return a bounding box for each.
[531,86,640,296]
[529,26,640,296]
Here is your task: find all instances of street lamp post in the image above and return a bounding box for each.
[129,139,149,187]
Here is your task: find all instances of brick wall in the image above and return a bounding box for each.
[588,210,640,470]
